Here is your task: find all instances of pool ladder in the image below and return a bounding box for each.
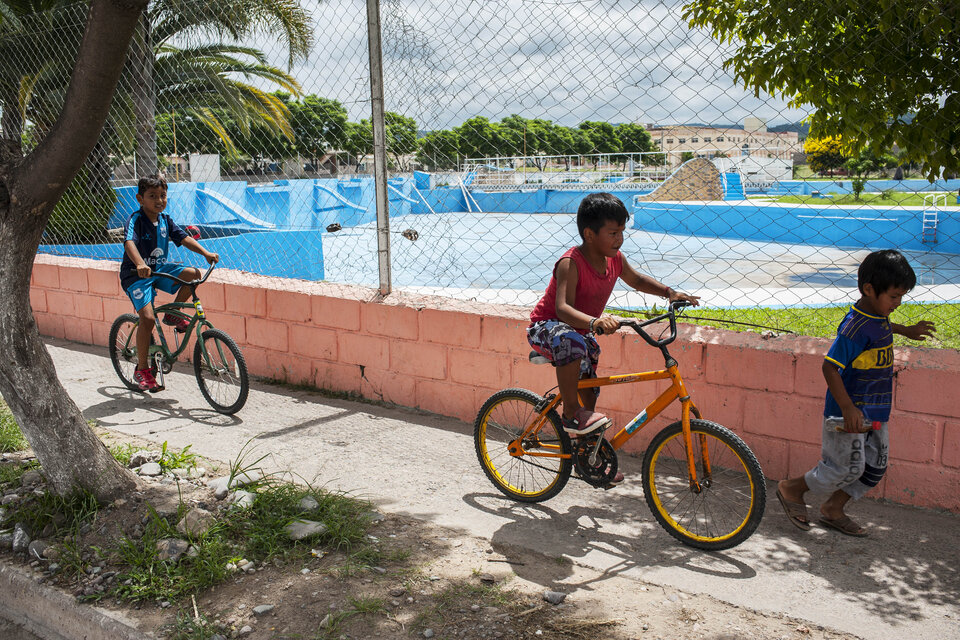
[922,194,945,244]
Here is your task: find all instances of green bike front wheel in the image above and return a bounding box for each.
[193,328,249,414]
[642,419,765,550]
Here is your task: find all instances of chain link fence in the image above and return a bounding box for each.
[5,0,958,345]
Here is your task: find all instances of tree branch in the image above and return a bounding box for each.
[14,0,149,207]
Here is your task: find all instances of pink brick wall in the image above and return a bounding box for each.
[30,255,960,511]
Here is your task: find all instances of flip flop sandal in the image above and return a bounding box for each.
[819,515,869,537]
[776,487,811,531]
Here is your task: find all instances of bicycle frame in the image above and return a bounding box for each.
[119,264,220,371]
[149,299,213,363]
[511,302,713,491]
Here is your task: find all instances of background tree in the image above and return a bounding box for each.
[0,0,149,500]
[578,121,621,169]
[613,123,653,170]
[135,0,313,175]
[384,111,417,171]
[287,94,348,167]
[416,129,460,170]
[456,116,503,162]
[685,0,960,179]
[343,120,373,171]
[803,136,846,176]
[845,148,884,200]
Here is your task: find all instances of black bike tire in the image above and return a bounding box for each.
[474,388,572,503]
[193,328,249,414]
[642,419,766,551]
[108,314,144,392]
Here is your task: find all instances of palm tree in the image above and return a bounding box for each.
[134,0,314,175]
[153,42,302,160]
[0,0,81,145]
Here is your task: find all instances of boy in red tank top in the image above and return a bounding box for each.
[528,193,699,482]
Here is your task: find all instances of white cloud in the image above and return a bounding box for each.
[261,0,808,129]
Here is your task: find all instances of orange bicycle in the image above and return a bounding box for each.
[474,301,766,550]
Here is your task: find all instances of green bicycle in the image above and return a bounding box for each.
[108,264,249,414]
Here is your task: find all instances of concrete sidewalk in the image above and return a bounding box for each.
[48,338,960,640]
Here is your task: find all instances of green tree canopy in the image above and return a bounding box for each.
[384,111,418,170]
[416,129,460,170]
[684,0,960,179]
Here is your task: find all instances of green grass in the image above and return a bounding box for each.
[769,191,959,207]
[109,481,377,603]
[0,398,28,453]
[109,442,138,466]
[9,488,101,539]
[158,441,198,472]
[641,303,959,350]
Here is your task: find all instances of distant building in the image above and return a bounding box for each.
[647,119,800,161]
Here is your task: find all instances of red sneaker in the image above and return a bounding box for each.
[162,314,190,333]
[134,368,162,393]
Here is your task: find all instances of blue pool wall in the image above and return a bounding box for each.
[766,179,960,197]
[42,175,960,282]
[106,176,960,233]
[42,229,326,281]
[630,200,960,254]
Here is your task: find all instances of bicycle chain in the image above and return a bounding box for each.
[572,436,619,487]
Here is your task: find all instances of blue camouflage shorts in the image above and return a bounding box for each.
[527,320,601,396]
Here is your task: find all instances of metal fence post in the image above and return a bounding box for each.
[366,0,391,296]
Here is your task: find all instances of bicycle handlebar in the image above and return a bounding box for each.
[151,262,216,288]
[596,300,693,348]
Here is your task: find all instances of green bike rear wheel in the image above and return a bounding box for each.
[109,314,146,391]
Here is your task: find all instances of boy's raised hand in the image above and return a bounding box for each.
[898,320,936,341]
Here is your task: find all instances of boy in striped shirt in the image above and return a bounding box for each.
[776,250,935,536]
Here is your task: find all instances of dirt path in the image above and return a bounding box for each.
[46,338,960,639]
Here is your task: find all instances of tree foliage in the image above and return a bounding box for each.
[684,0,960,179]
[803,136,846,176]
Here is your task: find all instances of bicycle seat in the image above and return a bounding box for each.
[529,351,551,365]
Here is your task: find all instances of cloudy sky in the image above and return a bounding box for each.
[266,0,809,130]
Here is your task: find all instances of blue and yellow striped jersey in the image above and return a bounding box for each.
[823,305,894,422]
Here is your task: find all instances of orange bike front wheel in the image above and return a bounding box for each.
[642,419,765,550]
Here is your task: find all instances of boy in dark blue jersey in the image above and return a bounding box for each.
[120,176,218,392]
[777,250,935,536]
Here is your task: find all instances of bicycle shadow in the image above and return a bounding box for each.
[462,491,757,593]
[83,385,241,428]
[463,487,960,627]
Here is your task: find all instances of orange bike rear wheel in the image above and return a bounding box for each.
[474,388,572,502]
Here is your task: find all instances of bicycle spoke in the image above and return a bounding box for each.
[644,420,764,550]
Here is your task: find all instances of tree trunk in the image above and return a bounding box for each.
[133,13,157,177]
[0,0,149,501]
